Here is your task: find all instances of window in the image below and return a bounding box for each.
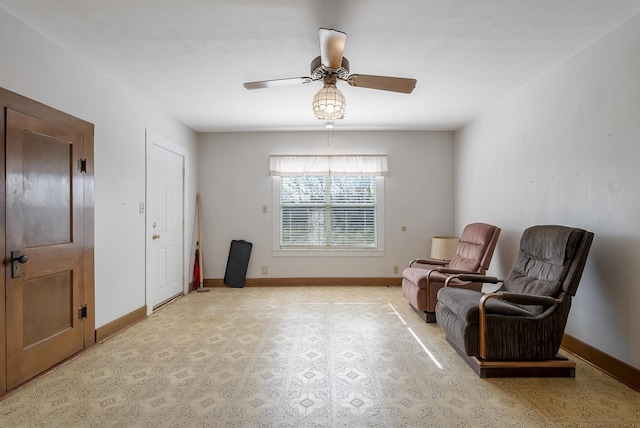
[270,155,387,254]
[280,175,377,248]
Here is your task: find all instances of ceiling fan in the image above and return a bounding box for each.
[243,28,417,120]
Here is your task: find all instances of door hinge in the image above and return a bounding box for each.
[182,167,185,177]
[78,304,88,320]
[78,158,87,173]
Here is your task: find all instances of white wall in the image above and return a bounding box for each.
[93,74,199,326]
[198,131,454,279]
[0,8,199,329]
[455,14,640,369]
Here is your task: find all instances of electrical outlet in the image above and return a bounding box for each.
[261,266,268,275]
[393,265,399,274]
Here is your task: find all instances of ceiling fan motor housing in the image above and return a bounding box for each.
[310,56,350,81]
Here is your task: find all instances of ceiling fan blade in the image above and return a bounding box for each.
[319,28,347,70]
[244,77,312,90]
[347,74,417,94]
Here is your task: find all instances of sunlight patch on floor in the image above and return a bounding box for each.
[389,302,443,370]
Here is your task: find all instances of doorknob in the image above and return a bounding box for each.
[152,234,161,240]
[11,250,28,278]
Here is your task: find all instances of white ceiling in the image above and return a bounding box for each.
[2,0,639,132]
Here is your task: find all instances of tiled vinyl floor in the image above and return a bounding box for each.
[1,286,639,427]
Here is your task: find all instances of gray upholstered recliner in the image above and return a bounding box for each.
[435,225,594,377]
[402,222,501,322]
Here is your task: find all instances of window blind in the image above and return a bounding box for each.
[280,175,377,248]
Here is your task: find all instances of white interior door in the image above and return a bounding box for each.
[146,132,185,311]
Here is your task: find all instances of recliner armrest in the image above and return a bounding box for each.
[409,258,448,267]
[442,273,502,288]
[444,273,502,287]
[438,268,483,275]
[447,274,502,284]
[497,292,561,306]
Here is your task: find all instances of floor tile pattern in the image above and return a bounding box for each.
[1,286,638,427]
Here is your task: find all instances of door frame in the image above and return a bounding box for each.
[145,130,188,315]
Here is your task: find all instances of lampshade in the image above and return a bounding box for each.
[430,236,459,261]
[312,83,346,120]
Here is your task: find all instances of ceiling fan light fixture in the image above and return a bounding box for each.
[312,83,346,120]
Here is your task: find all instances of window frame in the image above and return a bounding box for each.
[272,175,385,256]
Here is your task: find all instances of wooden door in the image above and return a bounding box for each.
[5,109,86,389]
[147,138,184,309]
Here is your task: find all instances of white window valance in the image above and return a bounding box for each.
[269,155,388,177]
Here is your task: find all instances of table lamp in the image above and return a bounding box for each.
[430,236,459,261]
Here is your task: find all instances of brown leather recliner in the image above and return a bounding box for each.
[435,225,594,377]
[402,223,501,323]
